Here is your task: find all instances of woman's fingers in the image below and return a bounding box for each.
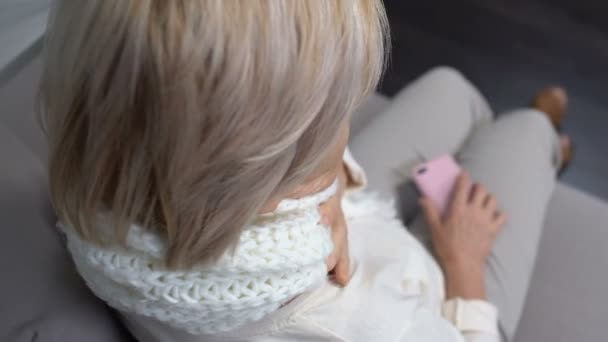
[451,172,473,210]
[332,251,350,286]
[493,211,507,228]
[483,194,497,212]
[326,252,338,272]
[325,214,342,272]
[420,197,442,231]
[321,198,350,286]
[331,214,350,286]
[330,211,350,286]
[317,165,352,286]
[470,183,489,207]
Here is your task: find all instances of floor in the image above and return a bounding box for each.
[380,0,608,201]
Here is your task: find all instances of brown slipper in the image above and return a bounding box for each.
[558,135,574,176]
[531,87,568,131]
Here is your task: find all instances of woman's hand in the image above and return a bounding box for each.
[318,164,350,287]
[420,172,506,299]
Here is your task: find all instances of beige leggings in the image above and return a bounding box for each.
[349,67,561,341]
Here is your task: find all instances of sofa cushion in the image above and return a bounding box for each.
[0,71,131,341]
[0,57,46,159]
[515,183,608,342]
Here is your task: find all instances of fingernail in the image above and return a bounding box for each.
[320,215,330,226]
[328,275,346,287]
[327,256,336,269]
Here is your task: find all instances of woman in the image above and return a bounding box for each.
[40,1,570,341]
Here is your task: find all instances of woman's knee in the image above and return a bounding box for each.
[421,66,477,95]
[501,110,557,147]
[415,66,492,122]
[425,66,468,86]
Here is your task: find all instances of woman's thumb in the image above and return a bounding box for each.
[419,197,441,230]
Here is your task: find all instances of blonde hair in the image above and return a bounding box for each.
[40,0,388,268]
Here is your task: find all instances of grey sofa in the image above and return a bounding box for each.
[2,60,608,342]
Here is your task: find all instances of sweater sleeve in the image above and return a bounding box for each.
[442,298,501,342]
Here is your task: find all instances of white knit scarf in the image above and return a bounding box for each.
[59,181,339,335]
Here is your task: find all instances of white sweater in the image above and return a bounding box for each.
[63,150,500,342]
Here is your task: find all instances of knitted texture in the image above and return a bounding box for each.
[60,181,338,335]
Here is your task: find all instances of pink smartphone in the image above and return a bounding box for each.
[412,154,462,216]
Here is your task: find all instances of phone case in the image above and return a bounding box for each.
[412,154,462,216]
